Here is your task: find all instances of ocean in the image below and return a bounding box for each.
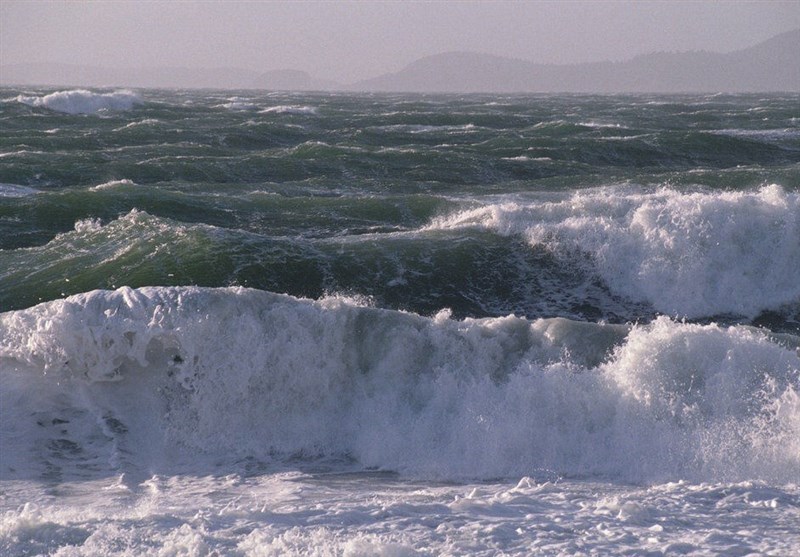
[1,88,798,556]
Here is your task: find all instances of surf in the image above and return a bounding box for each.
[15,89,142,114]
[429,184,800,319]
[2,286,797,484]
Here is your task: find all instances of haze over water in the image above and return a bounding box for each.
[2,1,799,88]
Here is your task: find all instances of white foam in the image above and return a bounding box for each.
[370,124,477,134]
[218,97,259,111]
[578,121,625,129]
[259,105,317,115]
[713,128,800,140]
[0,149,47,159]
[1,473,797,556]
[89,179,137,191]
[427,184,800,318]
[501,155,553,162]
[16,90,142,114]
[1,287,797,484]
[113,118,160,131]
[72,218,103,233]
[0,183,39,197]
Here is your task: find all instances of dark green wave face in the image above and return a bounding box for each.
[2,89,799,330]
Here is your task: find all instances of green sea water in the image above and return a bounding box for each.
[2,88,799,328]
[2,88,800,556]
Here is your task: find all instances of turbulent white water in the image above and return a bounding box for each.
[15,89,142,114]
[0,183,39,197]
[1,287,798,481]
[3,474,798,556]
[259,105,318,115]
[430,184,800,319]
[1,287,799,555]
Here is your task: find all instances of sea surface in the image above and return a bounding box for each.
[1,88,799,556]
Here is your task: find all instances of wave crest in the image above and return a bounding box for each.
[1,287,797,483]
[16,90,142,114]
[429,185,800,319]
[259,105,317,115]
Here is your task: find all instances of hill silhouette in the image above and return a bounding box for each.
[2,30,797,92]
[353,29,800,93]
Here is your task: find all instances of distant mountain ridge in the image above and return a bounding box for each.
[354,29,800,93]
[1,29,797,92]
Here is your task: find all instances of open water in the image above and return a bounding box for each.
[1,88,799,556]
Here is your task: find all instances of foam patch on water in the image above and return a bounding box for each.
[0,183,39,197]
[218,97,259,111]
[113,119,160,131]
[1,474,798,556]
[1,287,797,483]
[428,184,800,319]
[259,105,317,115]
[89,179,137,191]
[16,90,142,114]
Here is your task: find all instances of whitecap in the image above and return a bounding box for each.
[218,100,259,111]
[0,287,797,483]
[712,128,800,140]
[89,179,137,191]
[113,119,160,131]
[578,121,626,129]
[427,184,800,319]
[0,183,40,197]
[501,156,553,162]
[16,89,142,114]
[259,105,318,115]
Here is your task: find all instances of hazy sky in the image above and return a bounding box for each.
[2,1,799,83]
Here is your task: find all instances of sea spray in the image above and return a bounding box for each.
[428,184,800,318]
[2,287,797,483]
[15,89,142,114]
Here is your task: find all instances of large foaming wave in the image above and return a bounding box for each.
[16,89,142,114]
[429,184,800,319]
[1,287,797,483]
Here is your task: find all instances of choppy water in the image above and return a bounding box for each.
[1,88,799,556]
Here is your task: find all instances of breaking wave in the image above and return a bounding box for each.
[1,287,797,483]
[428,184,800,319]
[16,89,142,114]
[259,105,318,115]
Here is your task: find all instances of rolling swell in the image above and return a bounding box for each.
[2,183,798,328]
[0,207,626,321]
[1,287,798,483]
[3,91,799,190]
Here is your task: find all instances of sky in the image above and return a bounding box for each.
[2,1,799,84]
